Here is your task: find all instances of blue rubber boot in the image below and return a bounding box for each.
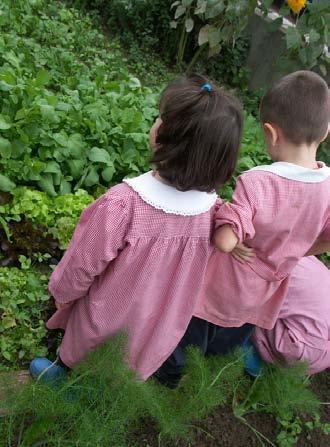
[242,338,262,378]
[30,357,67,385]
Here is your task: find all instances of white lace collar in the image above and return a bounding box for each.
[124,171,217,216]
[247,161,330,183]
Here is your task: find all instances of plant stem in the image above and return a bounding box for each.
[17,415,25,446]
[237,415,276,447]
[177,21,187,66]
[190,424,216,440]
[187,43,207,71]
[208,354,244,389]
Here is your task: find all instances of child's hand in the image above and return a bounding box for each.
[231,243,255,264]
[55,301,72,310]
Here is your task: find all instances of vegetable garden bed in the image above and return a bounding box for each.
[0,1,329,446]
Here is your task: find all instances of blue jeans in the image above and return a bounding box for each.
[154,317,254,388]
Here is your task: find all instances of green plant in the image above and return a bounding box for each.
[0,0,158,196]
[170,0,257,68]
[276,413,330,447]
[232,364,321,447]
[259,0,329,75]
[0,265,50,369]
[0,187,94,249]
[0,337,245,446]
[74,0,177,59]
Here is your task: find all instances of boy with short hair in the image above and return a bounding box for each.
[195,70,329,333]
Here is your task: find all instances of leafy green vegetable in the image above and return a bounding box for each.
[0,266,49,369]
[0,0,158,195]
[0,187,94,249]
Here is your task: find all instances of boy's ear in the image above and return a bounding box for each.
[263,122,279,146]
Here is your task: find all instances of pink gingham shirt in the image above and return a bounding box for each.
[195,162,330,329]
[47,171,218,379]
[253,256,330,374]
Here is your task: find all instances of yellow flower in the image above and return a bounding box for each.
[287,0,307,14]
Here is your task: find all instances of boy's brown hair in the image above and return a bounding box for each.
[152,74,243,192]
[260,70,329,145]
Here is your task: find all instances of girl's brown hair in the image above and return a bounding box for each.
[152,74,243,192]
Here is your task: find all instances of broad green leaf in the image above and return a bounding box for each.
[2,351,12,361]
[208,27,221,48]
[1,316,16,329]
[299,48,308,64]
[26,159,45,181]
[35,69,50,87]
[266,17,283,33]
[0,80,14,92]
[198,25,211,45]
[0,137,11,158]
[182,0,193,6]
[309,29,321,44]
[175,5,186,19]
[40,104,57,122]
[195,0,207,15]
[15,108,26,121]
[286,27,302,49]
[38,173,57,197]
[59,179,72,194]
[128,77,141,90]
[44,161,61,174]
[101,165,115,182]
[279,5,290,15]
[67,134,85,158]
[263,0,273,8]
[0,174,16,192]
[67,159,86,179]
[53,173,61,186]
[11,140,25,158]
[84,166,99,187]
[205,0,225,19]
[56,102,70,111]
[53,132,68,147]
[0,115,11,130]
[88,147,112,164]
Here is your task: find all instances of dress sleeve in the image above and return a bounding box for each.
[48,191,129,304]
[215,175,256,243]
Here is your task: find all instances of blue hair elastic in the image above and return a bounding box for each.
[201,82,212,92]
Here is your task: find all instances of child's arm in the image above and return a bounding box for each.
[214,224,239,253]
[49,191,129,306]
[214,175,256,253]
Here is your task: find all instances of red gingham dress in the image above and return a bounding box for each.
[47,171,218,379]
[195,162,330,330]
